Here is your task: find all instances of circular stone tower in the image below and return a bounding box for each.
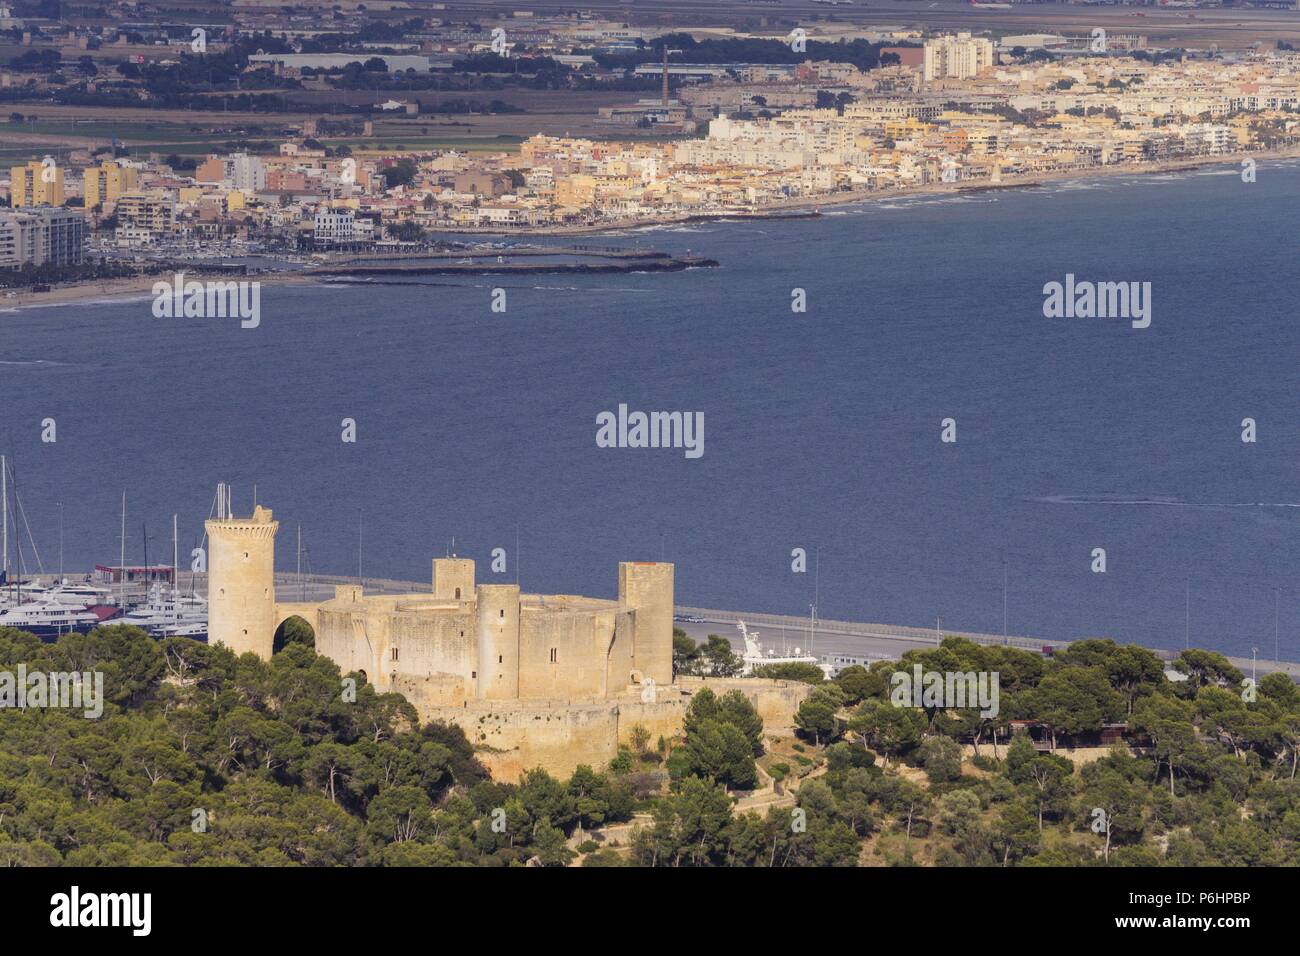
[206,504,279,659]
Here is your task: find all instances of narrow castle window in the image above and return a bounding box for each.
[391,647,399,661]
[549,648,557,663]
[499,609,504,618]
[498,655,503,664]
[454,587,461,599]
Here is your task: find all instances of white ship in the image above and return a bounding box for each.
[737,620,827,676]
[117,586,207,639]
[0,600,116,638]
[0,581,51,609]
[42,579,117,606]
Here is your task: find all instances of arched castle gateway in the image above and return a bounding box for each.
[206,505,810,781]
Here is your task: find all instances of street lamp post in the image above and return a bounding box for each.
[1002,559,1008,646]
[1274,589,1280,665]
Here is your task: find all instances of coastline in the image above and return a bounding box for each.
[430,146,1300,238]
[7,147,1298,310]
[0,270,317,313]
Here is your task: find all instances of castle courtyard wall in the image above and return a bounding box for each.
[409,677,813,782]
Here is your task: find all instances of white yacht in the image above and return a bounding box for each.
[0,579,116,610]
[0,600,117,638]
[45,580,118,606]
[737,620,827,676]
[0,581,52,608]
[117,586,208,639]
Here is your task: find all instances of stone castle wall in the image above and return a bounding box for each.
[405,677,813,782]
[418,698,622,782]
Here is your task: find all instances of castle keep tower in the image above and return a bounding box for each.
[477,583,521,700]
[618,561,674,687]
[432,557,475,601]
[206,502,279,660]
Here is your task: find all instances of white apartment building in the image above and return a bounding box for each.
[313,210,374,247]
[924,33,995,83]
[230,153,267,192]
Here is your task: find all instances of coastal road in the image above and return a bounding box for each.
[674,617,939,668]
[671,608,1300,681]
[249,572,1300,681]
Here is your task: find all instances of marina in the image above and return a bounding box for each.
[1,459,207,641]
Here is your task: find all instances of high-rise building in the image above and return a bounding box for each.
[923,32,995,83]
[83,160,139,210]
[194,152,266,191]
[10,159,65,207]
[0,207,86,268]
[229,152,266,192]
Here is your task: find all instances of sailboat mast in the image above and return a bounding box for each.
[173,513,179,630]
[119,491,126,607]
[11,461,22,587]
[1,455,7,585]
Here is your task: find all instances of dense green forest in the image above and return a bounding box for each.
[773,638,1300,866]
[0,623,1295,866]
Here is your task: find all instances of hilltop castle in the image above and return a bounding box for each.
[206,503,808,780]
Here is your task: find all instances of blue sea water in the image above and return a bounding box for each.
[2,161,1298,658]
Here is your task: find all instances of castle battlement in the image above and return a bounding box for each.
[205,521,279,538]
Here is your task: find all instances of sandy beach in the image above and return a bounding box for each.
[0,270,317,313]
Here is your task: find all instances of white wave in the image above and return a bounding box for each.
[4,293,154,312]
[1031,495,1300,509]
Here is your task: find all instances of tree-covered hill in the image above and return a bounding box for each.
[0,624,631,866]
[0,625,1296,866]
